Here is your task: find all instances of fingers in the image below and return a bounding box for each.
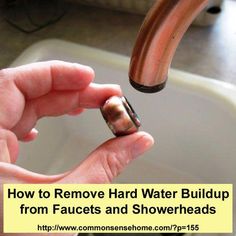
[60,132,154,184]
[0,61,94,130]
[1,61,95,100]
[0,129,18,163]
[1,61,122,140]
[33,83,122,115]
[12,83,122,140]
[78,83,122,108]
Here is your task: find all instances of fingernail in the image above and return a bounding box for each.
[104,84,122,93]
[31,128,39,134]
[21,128,39,142]
[79,65,95,78]
[73,63,95,80]
[110,84,122,95]
[112,84,121,90]
[131,133,154,158]
[85,66,95,75]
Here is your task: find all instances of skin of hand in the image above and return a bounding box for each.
[0,60,154,235]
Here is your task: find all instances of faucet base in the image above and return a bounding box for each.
[129,79,166,93]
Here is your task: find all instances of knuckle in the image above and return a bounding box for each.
[100,150,124,182]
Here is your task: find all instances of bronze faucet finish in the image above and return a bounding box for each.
[129,0,209,93]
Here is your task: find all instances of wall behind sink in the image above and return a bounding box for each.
[72,0,223,26]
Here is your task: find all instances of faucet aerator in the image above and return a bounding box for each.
[129,78,167,93]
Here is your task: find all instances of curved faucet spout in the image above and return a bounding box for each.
[129,0,208,93]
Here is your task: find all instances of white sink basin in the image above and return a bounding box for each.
[11,39,236,235]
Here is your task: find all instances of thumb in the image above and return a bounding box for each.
[60,132,154,184]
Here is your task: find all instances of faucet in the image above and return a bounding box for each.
[129,0,208,93]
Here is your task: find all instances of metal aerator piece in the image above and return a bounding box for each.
[100,96,141,136]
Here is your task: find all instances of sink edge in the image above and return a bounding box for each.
[10,38,236,114]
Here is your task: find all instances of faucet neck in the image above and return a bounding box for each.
[129,0,208,93]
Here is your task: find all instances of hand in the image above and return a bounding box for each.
[0,61,154,235]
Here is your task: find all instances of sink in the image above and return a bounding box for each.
[11,39,236,235]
